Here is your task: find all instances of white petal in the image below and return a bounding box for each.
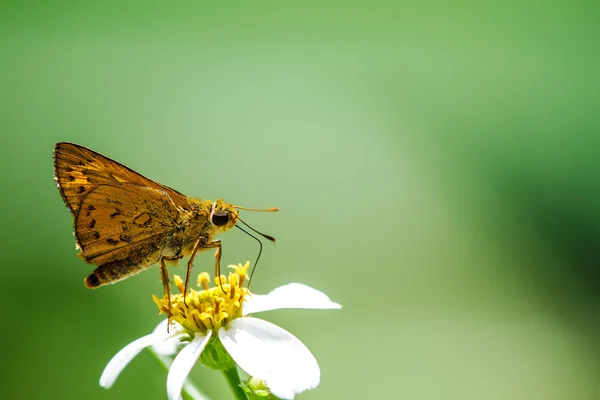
[153,319,175,335]
[151,320,187,356]
[243,283,342,314]
[150,350,211,400]
[219,317,319,399]
[167,331,212,400]
[100,332,157,389]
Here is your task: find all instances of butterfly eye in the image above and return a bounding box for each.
[211,212,229,226]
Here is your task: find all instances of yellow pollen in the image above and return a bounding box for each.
[198,272,210,291]
[174,275,185,294]
[154,262,251,333]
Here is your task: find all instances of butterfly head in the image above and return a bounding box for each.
[210,199,238,233]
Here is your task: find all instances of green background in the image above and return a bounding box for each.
[1,2,598,399]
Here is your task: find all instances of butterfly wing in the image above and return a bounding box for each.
[75,182,181,265]
[53,142,191,214]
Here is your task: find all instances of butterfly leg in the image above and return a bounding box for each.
[201,240,225,293]
[213,242,224,292]
[159,255,182,331]
[159,258,171,304]
[183,237,204,307]
[182,239,223,306]
[159,255,183,304]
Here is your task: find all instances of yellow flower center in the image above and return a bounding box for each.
[153,262,251,333]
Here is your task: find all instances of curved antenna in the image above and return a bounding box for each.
[235,224,263,289]
[230,211,276,289]
[236,214,276,243]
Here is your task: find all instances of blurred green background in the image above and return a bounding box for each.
[1,2,598,399]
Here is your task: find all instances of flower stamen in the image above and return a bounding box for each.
[198,272,210,291]
[154,262,251,334]
[174,275,185,294]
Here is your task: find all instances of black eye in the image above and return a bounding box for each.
[211,212,229,226]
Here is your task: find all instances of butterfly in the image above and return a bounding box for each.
[53,142,276,300]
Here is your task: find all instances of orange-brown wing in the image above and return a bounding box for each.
[53,142,191,214]
[76,182,181,265]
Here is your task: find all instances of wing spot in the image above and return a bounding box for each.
[77,186,86,194]
[120,234,133,244]
[106,238,119,245]
[85,205,97,217]
[134,212,152,227]
[89,219,96,229]
[68,175,75,182]
[110,208,122,218]
[93,231,100,240]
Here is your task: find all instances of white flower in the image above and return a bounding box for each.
[99,263,341,400]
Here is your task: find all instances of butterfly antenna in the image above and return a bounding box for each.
[234,224,263,289]
[232,213,276,289]
[234,205,279,212]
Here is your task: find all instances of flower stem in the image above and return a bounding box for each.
[222,367,248,400]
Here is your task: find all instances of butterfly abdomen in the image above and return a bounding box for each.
[84,240,163,288]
